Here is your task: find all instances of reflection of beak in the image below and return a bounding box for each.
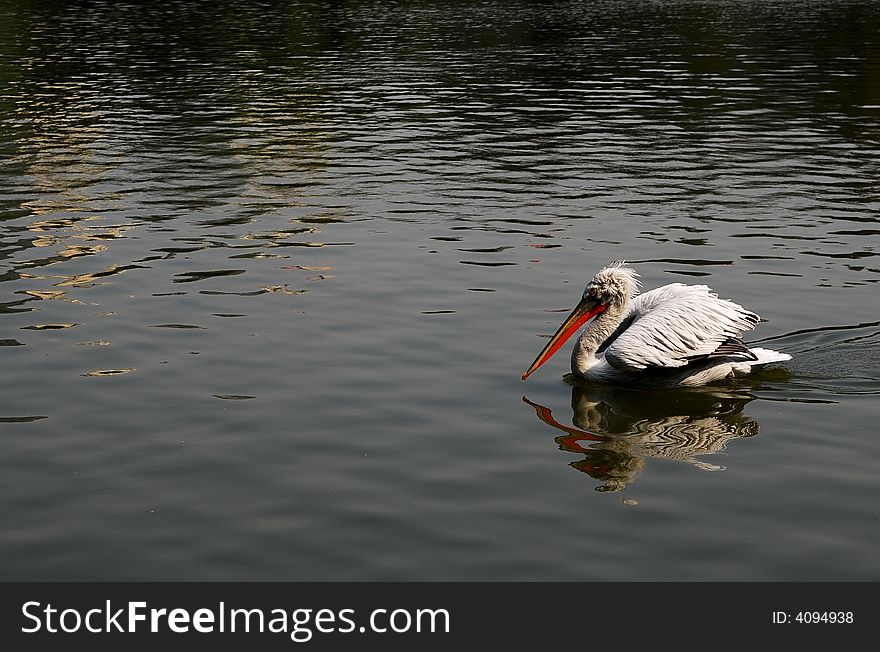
[522,396,606,445]
[522,297,607,381]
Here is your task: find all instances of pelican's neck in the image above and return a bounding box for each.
[571,300,627,374]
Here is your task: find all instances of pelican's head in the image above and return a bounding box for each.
[521,261,640,381]
[583,261,641,309]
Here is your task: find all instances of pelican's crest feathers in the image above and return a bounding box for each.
[586,260,642,302]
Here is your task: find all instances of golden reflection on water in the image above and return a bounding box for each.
[20,322,79,330]
[20,290,66,300]
[54,264,146,288]
[524,383,759,493]
[81,368,137,377]
[5,48,339,316]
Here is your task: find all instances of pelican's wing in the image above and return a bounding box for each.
[603,284,760,371]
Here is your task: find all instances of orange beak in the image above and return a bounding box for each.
[521,297,607,381]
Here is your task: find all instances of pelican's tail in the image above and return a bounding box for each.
[747,347,792,365]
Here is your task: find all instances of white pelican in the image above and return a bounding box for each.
[522,261,791,388]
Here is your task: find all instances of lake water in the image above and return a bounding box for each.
[1,0,879,581]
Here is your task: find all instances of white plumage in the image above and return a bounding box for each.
[522,261,791,388]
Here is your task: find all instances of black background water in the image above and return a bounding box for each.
[1,0,878,580]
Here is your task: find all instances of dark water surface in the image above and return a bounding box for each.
[1,0,879,580]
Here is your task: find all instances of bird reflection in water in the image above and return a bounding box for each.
[524,380,760,492]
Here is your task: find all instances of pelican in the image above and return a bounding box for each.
[521,261,791,388]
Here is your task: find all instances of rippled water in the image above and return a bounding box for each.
[1,0,879,581]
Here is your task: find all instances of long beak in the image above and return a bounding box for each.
[521,297,607,381]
